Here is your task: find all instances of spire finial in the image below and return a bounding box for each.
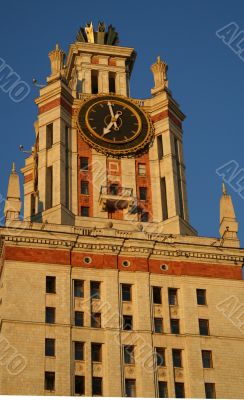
[12,162,16,173]
[222,182,227,195]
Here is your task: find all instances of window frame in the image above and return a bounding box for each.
[168,288,178,306]
[122,284,132,302]
[75,375,85,396]
[91,312,101,328]
[205,383,216,399]
[123,315,133,331]
[152,286,162,304]
[74,341,84,361]
[155,347,166,367]
[196,289,207,306]
[139,186,147,201]
[154,317,163,333]
[199,319,210,336]
[125,379,136,397]
[74,311,84,327]
[90,281,101,299]
[124,345,135,364]
[158,381,168,398]
[92,377,103,396]
[46,276,56,294]
[202,350,213,368]
[80,180,89,195]
[80,206,89,217]
[45,371,55,391]
[175,382,185,398]
[45,307,55,324]
[170,319,180,334]
[172,349,182,368]
[73,279,84,298]
[80,157,89,171]
[138,163,146,176]
[45,338,55,357]
[91,343,102,362]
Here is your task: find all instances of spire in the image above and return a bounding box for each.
[151,56,168,96]
[4,162,22,224]
[47,43,65,83]
[219,183,239,247]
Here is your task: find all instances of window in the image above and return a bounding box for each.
[154,318,163,333]
[155,348,165,366]
[45,338,55,357]
[140,211,149,222]
[205,383,216,399]
[81,206,89,217]
[122,284,132,302]
[138,163,146,176]
[172,349,182,368]
[74,280,84,298]
[92,377,103,396]
[125,379,136,397]
[45,371,55,391]
[158,381,168,398]
[157,135,163,160]
[91,313,101,328]
[109,183,119,195]
[80,181,89,195]
[171,319,180,334]
[91,70,98,94]
[46,276,56,294]
[160,177,168,221]
[91,343,102,362]
[199,319,210,336]
[123,315,133,330]
[74,342,84,361]
[109,72,116,93]
[168,288,178,306]
[175,382,185,398]
[46,166,53,210]
[46,123,53,149]
[124,345,135,364]
[75,311,84,327]
[45,307,55,324]
[75,376,85,396]
[202,350,213,368]
[90,281,101,299]
[139,187,147,201]
[153,286,162,304]
[197,289,207,305]
[31,193,36,215]
[80,157,89,171]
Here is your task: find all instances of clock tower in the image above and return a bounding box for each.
[21,22,196,236]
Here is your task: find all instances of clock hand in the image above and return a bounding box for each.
[103,111,122,135]
[107,101,115,119]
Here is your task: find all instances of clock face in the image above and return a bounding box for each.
[77,95,154,158]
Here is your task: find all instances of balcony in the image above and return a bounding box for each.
[99,186,135,212]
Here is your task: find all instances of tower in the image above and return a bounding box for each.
[1,22,244,398]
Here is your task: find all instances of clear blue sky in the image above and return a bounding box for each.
[0,0,244,245]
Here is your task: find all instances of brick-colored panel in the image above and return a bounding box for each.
[38,98,72,115]
[4,246,70,265]
[24,173,33,183]
[72,252,117,269]
[118,256,148,272]
[149,259,242,280]
[152,110,182,128]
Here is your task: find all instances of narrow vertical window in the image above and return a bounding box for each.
[123,315,133,330]
[155,348,165,366]
[45,307,55,324]
[65,125,70,209]
[91,343,102,362]
[75,376,85,396]
[45,371,55,391]
[91,70,98,94]
[74,342,84,361]
[81,206,89,217]
[160,177,168,220]
[205,383,216,399]
[109,72,116,93]
[170,319,180,334]
[46,123,53,149]
[196,289,207,305]
[175,382,185,398]
[46,276,56,294]
[90,281,101,299]
[80,157,89,171]
[80,181,89,195]
[92,377,103,396]
[46,166,53,210]
[91,312,101,328]
[125,379,136,397]
[154,318,163,333]
[202,350,213,368]
[45,339,55,357]
[31,193,36,215]
[153,287,162,304]
[158,381,168,398]
[139,187,147,201]
[168,288,178,305]
[74,311,84,327]
[174,137,184,219]
[122,284,132,302]
[157,135,163,160]
[124,345,135,364]
[199,319,210,336]
[73,280,84,298]
[172,349,182,368]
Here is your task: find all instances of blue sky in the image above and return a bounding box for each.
[0,0,244,244]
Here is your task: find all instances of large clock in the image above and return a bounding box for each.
[77,94,154,157]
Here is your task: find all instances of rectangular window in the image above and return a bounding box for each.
[197,289,207,305]
[75,376,85,396]
[81,206,89,217]
[154,318,163,333]
[124,345,135,364]
[205,383,216,399]
[91,343,102,362]
[31,193,36,215]
[109,71,116,93]
[74,342,84,361]
[80,157,89,171]
[175,382,185,398]
[172,349,182,368]
[109,183,119,195]
[125,379,136,397]
[123,315,133,330]
[46,166,53,210]
[158,381,168,398]
[122,284,132,302]
[168,288,178,306]
[160,177,168,221]
[46,276,56,294]
[92,377,103,396]
[171,319,180,334]
[199,319,210,336]
[138,163,146,176]
[74,280,84,298]
[139,187,147,201]
[153,286,162,304]
[90,281,101,299]
[45,338,55,357]
[80,181,89,195]
[202,350,213,368]
[46,123,53,149]
[155,347,165,366]
[91,70,98,94]
[91,312,101,328]
[140,211,149,222]
[75,311,84,327]
[45,371,55,391]
[157,135,164,160]
[45,307,55,324]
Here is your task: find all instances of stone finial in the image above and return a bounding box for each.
[219,183,239,247]
[47,43,65,83]
[85,22,95,43]
[151,56,168,96]
[4,163,22,223]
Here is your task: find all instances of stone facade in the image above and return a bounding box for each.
[0,22,244,398]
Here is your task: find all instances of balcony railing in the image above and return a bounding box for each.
[99,186,135,211]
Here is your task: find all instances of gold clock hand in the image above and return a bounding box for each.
[103,111,122,135]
